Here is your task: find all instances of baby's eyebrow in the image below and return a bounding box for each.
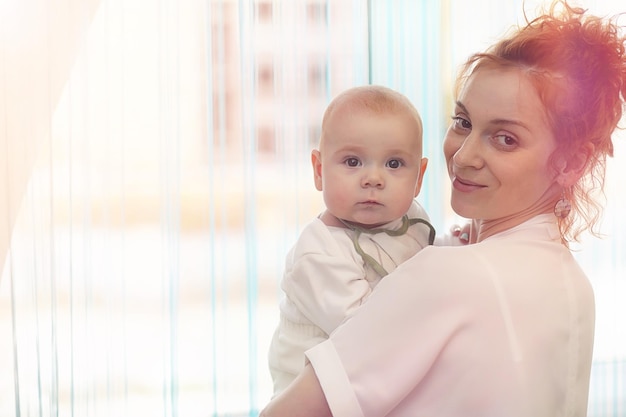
[334,144,365,153]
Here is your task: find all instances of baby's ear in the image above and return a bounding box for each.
[555,143,594,187]
[311,149,323,191]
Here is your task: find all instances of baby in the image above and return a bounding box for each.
[268,85,434,395]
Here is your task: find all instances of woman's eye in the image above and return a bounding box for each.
[451,116,472,130]
[386,159,403,169]
[345,157,360,167]
[493,134,518,148]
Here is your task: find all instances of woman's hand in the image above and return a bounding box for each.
[259,364,332,417]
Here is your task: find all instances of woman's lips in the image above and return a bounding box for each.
[452,176,485,192]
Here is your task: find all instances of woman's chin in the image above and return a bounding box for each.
[450,200,472,219]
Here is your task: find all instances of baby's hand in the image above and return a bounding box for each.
[434,223,471,246]
[450,223,470,245]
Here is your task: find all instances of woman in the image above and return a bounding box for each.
[260,2,626,416]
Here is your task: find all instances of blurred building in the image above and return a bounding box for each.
[208,0,367,159]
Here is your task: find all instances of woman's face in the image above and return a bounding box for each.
[443,67,559,221]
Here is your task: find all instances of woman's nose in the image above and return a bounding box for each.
[452,134,484,169]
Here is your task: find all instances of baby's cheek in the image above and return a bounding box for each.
[324,187,352,212]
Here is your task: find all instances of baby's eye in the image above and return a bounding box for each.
[344,157,361,167]
[386,159,403,169]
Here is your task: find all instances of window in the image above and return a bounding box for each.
[307,2,327,26]
[256,1,273,23]
[1,1,624,416]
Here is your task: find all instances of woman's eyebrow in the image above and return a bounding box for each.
[455,100,531,132]
[455,101,468,114]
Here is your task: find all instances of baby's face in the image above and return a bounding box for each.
[313,107,426,228]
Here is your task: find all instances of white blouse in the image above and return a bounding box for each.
[305,214,595,417]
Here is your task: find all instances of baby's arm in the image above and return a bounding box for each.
[283,221,372,335]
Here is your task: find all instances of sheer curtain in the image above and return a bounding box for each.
[0,1,624,416]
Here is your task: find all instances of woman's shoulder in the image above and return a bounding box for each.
[398,229,574,288]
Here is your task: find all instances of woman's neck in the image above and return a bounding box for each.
[472,197,556,243]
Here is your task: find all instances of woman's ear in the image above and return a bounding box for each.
[556,142,594,187]
[311,149,323,191]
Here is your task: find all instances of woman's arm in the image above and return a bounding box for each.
[260,364,332,417]
[264,245,472,417]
